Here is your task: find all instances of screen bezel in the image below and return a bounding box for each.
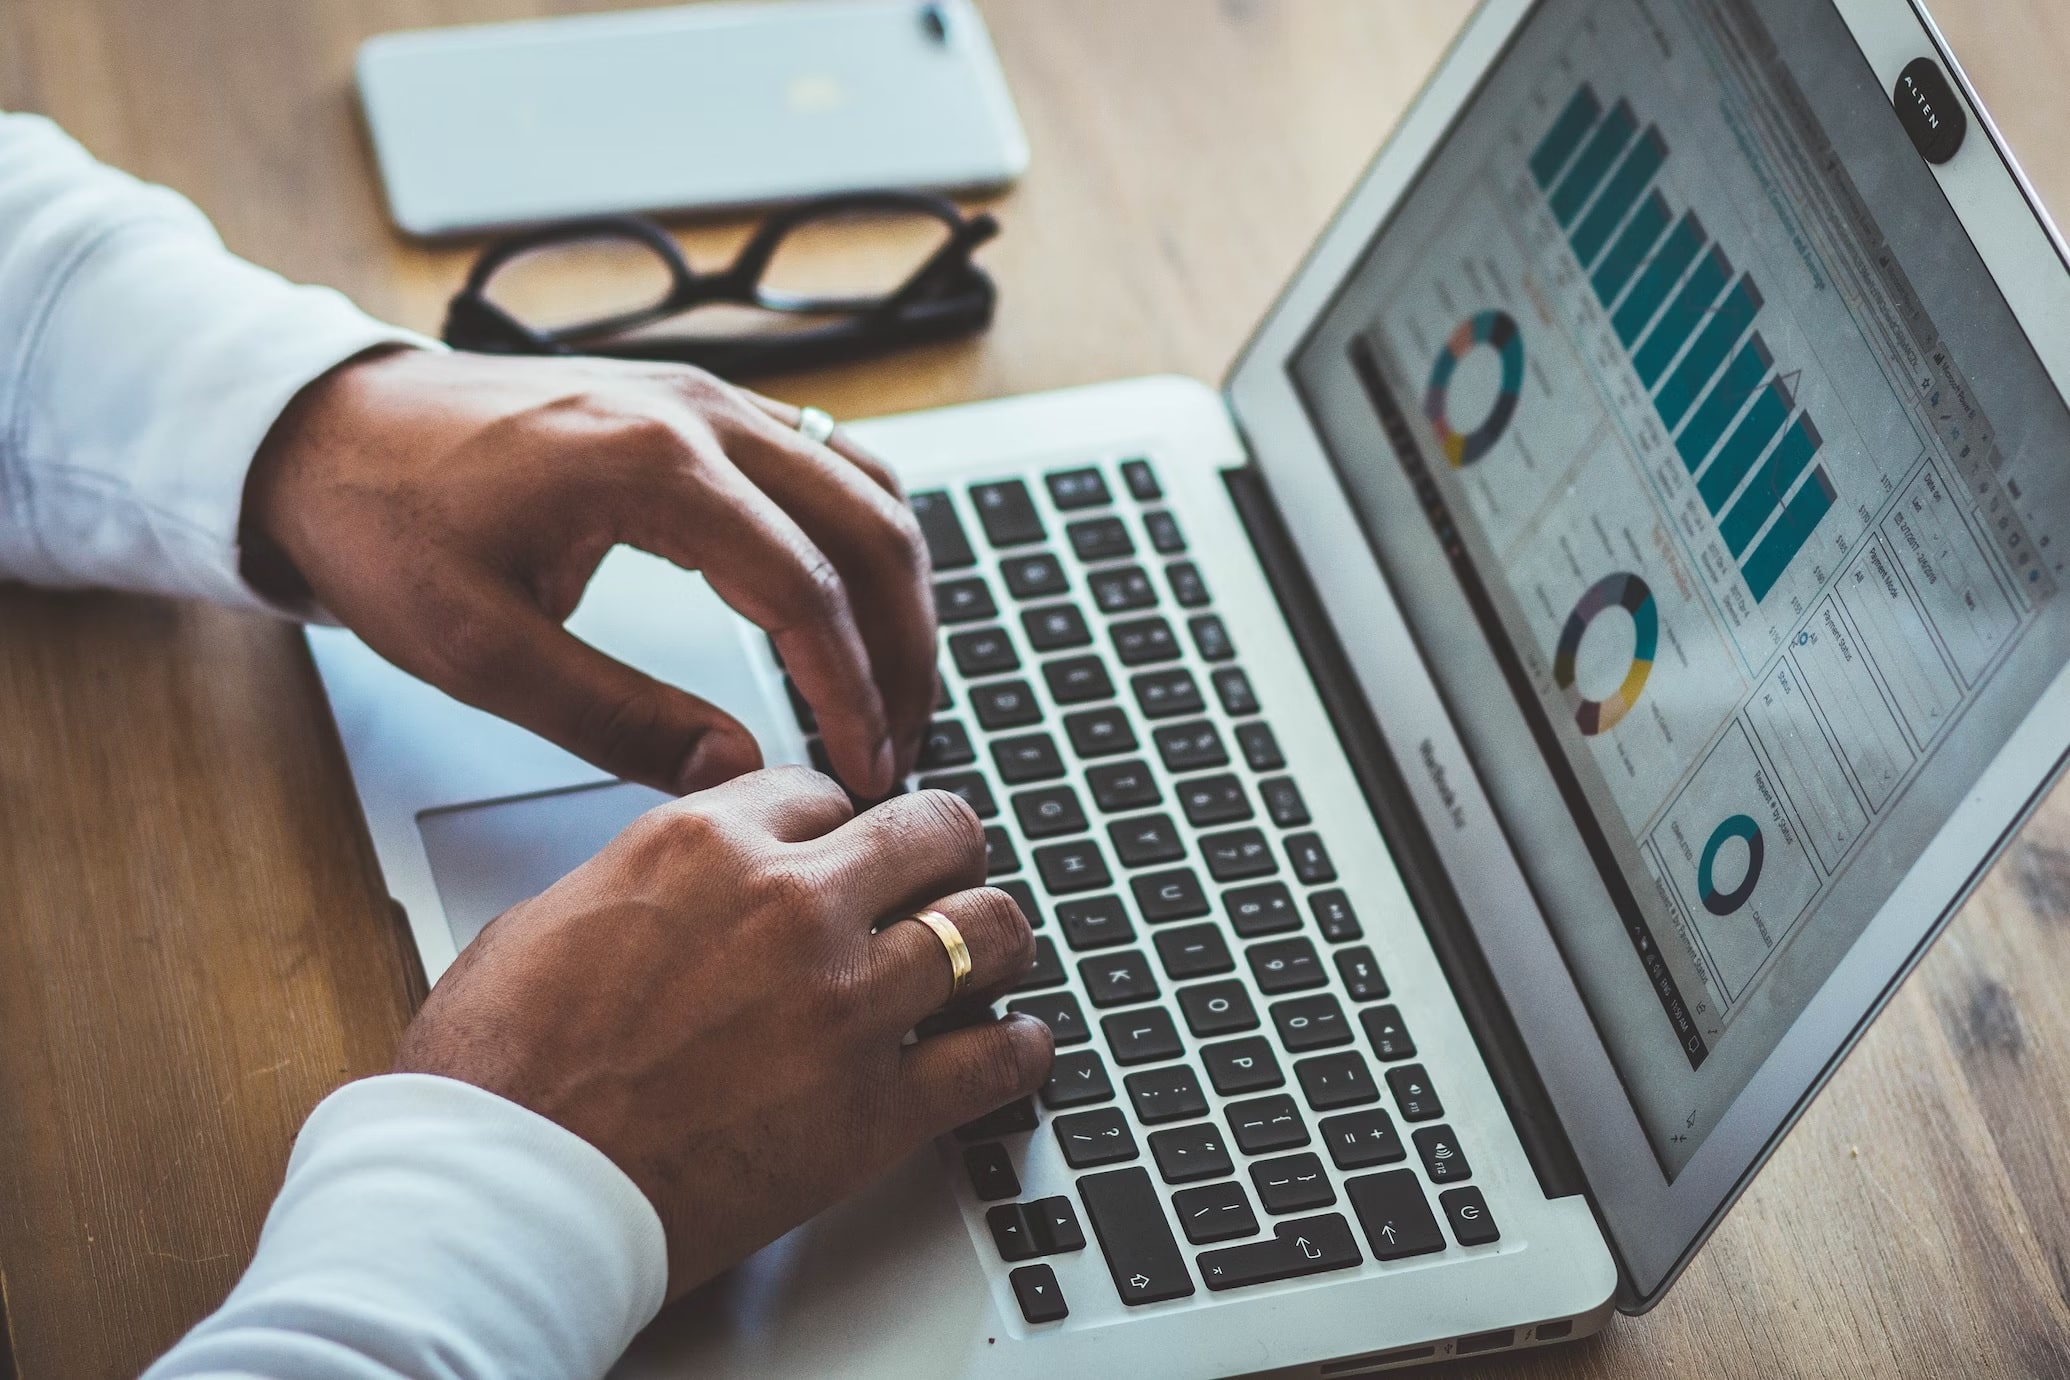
[1223,0,2070,1309]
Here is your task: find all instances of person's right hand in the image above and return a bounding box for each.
[393,767,1052,1299]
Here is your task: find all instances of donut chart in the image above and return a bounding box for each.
[1553,572,1658,736]
[1697,814,1765,916]
[1423,309,1525,466]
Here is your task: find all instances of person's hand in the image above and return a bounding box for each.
[393,767,1051,1298]
[241,349,935,799]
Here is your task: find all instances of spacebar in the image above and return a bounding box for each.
[1077,1167,1196,1304]
[1198,1214,1361,1291]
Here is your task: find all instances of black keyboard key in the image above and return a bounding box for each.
[1320,1109,1406,1170]
[1236,721,1284,770]
[1286,832,1336,885]
[1153,720,1228,773]
[971,479,1046,547]
[1166,560,1211,608]
[1014,784,1088,840]
[1150,1122,1234,1184]
[937,677,954,710]
[1057,894,1133,951]
[972,679,1043,731]
[989,1203,1039,1260]
[1198,1214,1360,1291]
[1224,882,1299,938]
[1011,937,1067,993]
[1251,1153,1335,1213]
[1080,951,1159,1008]
[909,489,977,570]
[1274,990,1353,1049]
[1334,946,1388,1001]
[1102,1008,1184,1065]
[1201,828,1276,882]
[1054,1107,1138,1168]
[1077,1167,1195,1306]
[1031,1196,1086,1253]
[964,1143,1021,1200]
[1110,616,1179,666]
[1046,467,1111,510]
[1008,989,1088,1046]
[936,577,997,625]
[1178,774,1251,827]
[957,1097,1039,1142]
[993,732,1065,784]
[1120,457,1162,501]
[920,719,976,769]
[1174,1181,1257,1245]
[1064,706,1138,758]
[1203,1038,1284,1095]
[1178,980,1259,1037]
[1042,1050,1117,1110]
[1131,668,1202,719]
[1310,889,1363,943]
[1189,613,1234,661]
[1087,759,1161,813]
[1296,1052,1379,1111]
[1001,551,1070,600]
[1109,813,1185,868]
[996,878,1042,930]
[948,627,1020,678]
[1144,509,1187,554]
[1259,778,1310,828]
[1249,938,1325,994]
[1155,924,1234,979]
[1225,1093,1309,1154]
[1042,655,1114,704]
[1022,603,1093,652]
[1090,566,1159,614]
[1360,1006,1417,1061]
[1346,1169,1445,1260]
[922,771,997,819]
[1413,1125,1471,1184]
[1010,1263,1069,1323]
[1385,1065,1444,1122]
[1130,868,1210,923]
[1127,1064,1210,1125]
[1036,839,1112,895]
[984,826,1021,878]
[783,677,817,733]
[1068,516,1134,563]
[1441,1186,1500,1247]
[1211,667,1259,717]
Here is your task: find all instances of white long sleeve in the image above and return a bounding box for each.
[0,113,672,1377]
[144,1076,668,1380]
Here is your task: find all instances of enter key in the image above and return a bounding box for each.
[1197,1214,1361,1291]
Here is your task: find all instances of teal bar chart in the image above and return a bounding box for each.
[1531,83,1835,605]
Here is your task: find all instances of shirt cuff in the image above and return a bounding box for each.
[145,1074,668,1380]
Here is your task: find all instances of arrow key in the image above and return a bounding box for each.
[1196,1213,1361,1291]
[1346,1168,1445,1260]
[1041,1050,1116,1110]
[1010,1263,1070,1324]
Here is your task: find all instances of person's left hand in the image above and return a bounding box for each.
[239,348,936,799]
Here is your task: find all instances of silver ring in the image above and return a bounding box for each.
[796,405,837,445]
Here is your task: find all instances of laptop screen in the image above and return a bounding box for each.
[1290,0,2070,1177]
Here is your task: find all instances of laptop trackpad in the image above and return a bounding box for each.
[418,781,671,950]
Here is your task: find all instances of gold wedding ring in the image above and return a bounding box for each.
[904,908,972,1000]
[796,405,837,445]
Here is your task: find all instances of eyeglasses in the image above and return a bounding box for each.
[442,191,1000,378]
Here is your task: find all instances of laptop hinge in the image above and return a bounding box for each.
[1221,464,1587,1204]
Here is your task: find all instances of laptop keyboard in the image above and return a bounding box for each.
[785,457,1498,1324]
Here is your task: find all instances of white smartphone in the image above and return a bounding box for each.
[356,0,1028,238]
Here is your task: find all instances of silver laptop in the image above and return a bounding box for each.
[312,0,2070,1373]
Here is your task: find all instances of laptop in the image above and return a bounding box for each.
[311,0,2070,1373]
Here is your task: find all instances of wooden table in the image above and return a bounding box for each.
[2,2,2067,1375]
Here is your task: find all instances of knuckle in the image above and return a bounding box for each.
[911,788,986,864]
[962,1023,1044,1104]
[571,686,670,774]
[972,887,1036,969]
[775,552,848,630]
[872,502,929,576]
[745,858,832,927]
[767,761,854,812]
[627,800,724,856]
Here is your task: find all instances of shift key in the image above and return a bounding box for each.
[1077,1166,1196,1305]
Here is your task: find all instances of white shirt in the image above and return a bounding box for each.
[1,112,669,1378]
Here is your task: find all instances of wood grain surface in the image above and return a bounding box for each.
[1,1,2067,1376]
